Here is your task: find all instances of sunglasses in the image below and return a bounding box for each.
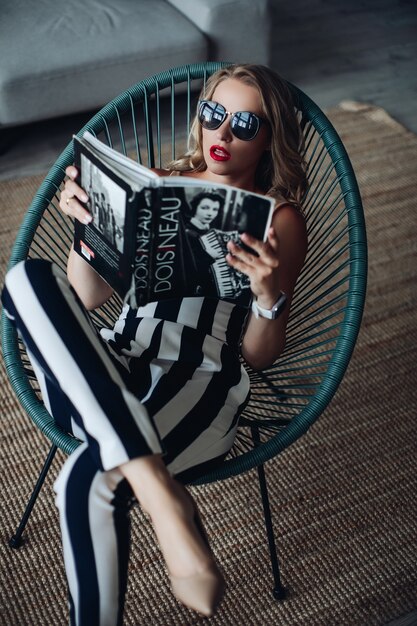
[198,100,268,141]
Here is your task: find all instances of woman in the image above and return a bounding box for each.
[2,64,308,624]
[187,190,224,232]
[185,190,227,296]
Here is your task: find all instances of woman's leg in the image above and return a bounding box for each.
[3,259,224,619]
[54,449,224,625]
[54,443,133,626]
[2,259,163,468]
[119,455,225,617]
[1,259,161,624]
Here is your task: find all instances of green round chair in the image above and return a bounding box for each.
[1,62,367,600]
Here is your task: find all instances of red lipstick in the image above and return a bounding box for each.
[209,145,231,161]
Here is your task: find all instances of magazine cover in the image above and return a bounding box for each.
[73,143,139,298]
[72,134,275,308]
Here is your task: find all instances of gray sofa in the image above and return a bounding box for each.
[0,0,271,128]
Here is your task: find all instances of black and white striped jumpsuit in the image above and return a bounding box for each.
[2,258,251,626]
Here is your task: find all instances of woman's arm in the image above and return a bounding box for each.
[227,205,307,370]
[66,244,114,310]
[60,166,114,310]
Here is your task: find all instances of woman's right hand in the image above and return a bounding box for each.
[60,166,92,225]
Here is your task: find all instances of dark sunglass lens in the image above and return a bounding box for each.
[230,111,260,140]
[199,101,226,130]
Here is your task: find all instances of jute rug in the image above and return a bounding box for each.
[1,102,416,626]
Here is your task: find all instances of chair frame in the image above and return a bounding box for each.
[1,62,367,600]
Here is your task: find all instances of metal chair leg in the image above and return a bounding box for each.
[9,443,57,549]
[256,461,287,600]
[251,425,286,600]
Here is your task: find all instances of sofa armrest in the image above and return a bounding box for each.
[164,0,271,65]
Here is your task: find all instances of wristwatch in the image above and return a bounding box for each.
[251,291,287,320]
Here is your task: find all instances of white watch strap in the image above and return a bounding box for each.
[251,292,287,319]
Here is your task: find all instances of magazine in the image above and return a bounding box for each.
[72,132,275,308]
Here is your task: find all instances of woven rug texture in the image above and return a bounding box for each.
[0,102,416,626]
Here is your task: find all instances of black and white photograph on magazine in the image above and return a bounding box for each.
[80,154,126,253]
[182,186,271,301]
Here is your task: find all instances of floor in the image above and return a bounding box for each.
[1,1,416,624]
[270,0,417,132]
[0,0,416,181]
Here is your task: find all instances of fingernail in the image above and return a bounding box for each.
[81,194,88,202]
[83,215,92,224]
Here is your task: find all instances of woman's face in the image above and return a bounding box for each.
[201,78,270,185]
[195,198,220,225]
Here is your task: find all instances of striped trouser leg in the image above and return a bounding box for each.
[1,259,165,625]
[54,443,134,626]
[2,259,163,469]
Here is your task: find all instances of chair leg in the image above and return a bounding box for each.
[256,462,287,600]
[9,443,58,549]
[251,424,286,600]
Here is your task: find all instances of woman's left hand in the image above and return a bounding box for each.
[226,226,281,308]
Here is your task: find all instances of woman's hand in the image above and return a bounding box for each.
[60,166,92,225]
[225,227,282,308]
[234,205,308,370]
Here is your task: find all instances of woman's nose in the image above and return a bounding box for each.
[216,118,232,142]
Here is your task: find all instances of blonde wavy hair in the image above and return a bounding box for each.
[168,64,307,206]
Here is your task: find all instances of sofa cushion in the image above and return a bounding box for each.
[0,0,208,126]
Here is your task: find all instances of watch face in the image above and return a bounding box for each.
[271,293,287,318]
